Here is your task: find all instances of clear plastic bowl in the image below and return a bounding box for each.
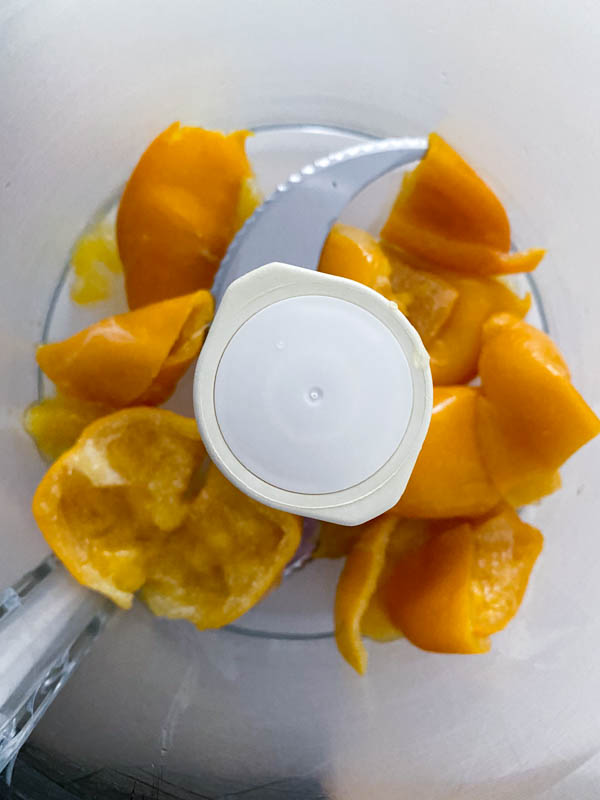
[2,1,600,798]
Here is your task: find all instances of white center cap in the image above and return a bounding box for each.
[214,295,413,494]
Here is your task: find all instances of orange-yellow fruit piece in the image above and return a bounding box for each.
[385,522,490,654]
[334,516,396,674]
[32,408,206,608]
[117,123,253,309]
[141,465,302,629]
[384,506,543,653]
[470,505,543,637]
[479,314,600,470]
[396,132,511,250]
[135,293,214,405]
[234,177,262,229]
[36,290,213,407]
[70,219,123,305]
[361,519,426,642]
[359,595,402,643]
[319,223,393,296]
[392,386,501,518]
[24,394,113,462]
[313,521,363,559]
[382,219,545,277]
[381,133,545,276]
[428,274,530,385]
[383,245,458,344]
[359,599,402,643]
[476,396,562,506]
[32,408,301,627]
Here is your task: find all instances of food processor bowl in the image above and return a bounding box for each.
[2,1,600,797]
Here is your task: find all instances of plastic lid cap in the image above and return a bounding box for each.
[194,263,433,525]
[214,294,413,494]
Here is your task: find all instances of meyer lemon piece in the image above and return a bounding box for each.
[32,408,206,608]
[141,465,302,629]
[381,133,545,276]
[37,291,213,407]
[334,516,396,674]
[117,123,253,308]
[392,386,501,518]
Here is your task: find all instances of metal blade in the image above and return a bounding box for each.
[212,137,428,305]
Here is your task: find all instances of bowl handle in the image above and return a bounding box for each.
[0,556,113,779]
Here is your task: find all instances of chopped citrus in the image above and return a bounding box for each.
[470,505,543,636]
[361,519,426,642]
[313,521,363,559]
[32,408,206,608]
[319,223,393,296]
[136,292,214,405]
[385,521,490,654]
[476,395,562,506]
[70,219,123,305]
[384,507,543,653]
[381,133,545,276]
[383,245,458,344]
[392,386,501,518]
[36,290,213,407]
[334,516,395,674]
[383,246,530,384]
[234,177,262,229]
[427,274,530,385]
[396,132,511,250]
[359,596,402,643]
[117,123,253,308]
[141,465,302,629]
[479,314,600,470]
[24,394,113,461]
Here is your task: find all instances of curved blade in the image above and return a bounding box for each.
[212,137,428,305]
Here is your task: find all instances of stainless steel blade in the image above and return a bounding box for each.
[211,137,428,305]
